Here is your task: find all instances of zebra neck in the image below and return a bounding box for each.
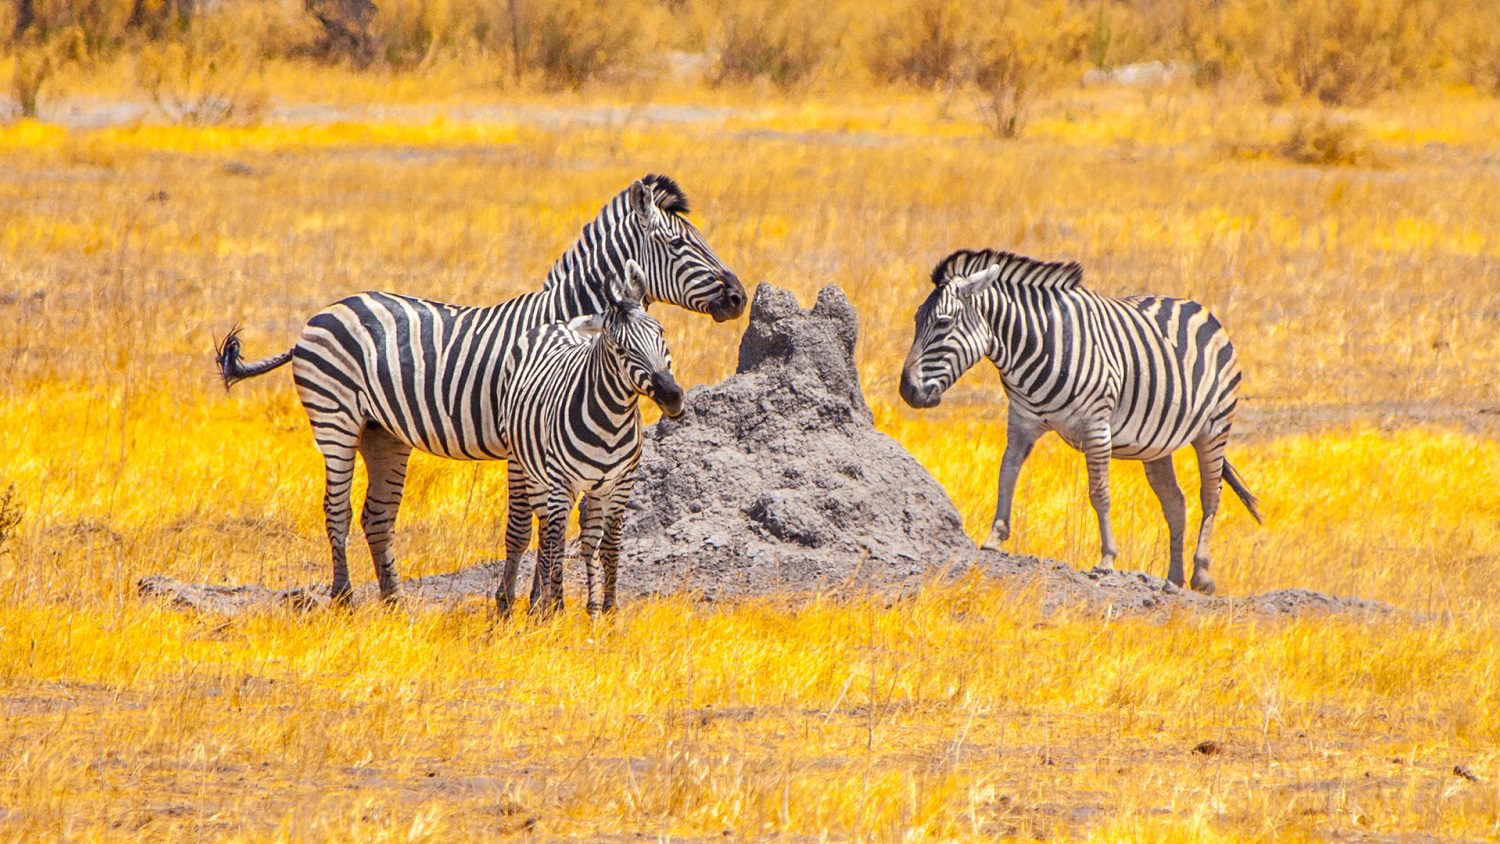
[584,342,640,428]
[985,285,1065,379]
[541,195,641,310]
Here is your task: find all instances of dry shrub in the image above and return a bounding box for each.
[136,24,265,125]
[1200,0,1442,105]
[1276,111,1370,165]
[866,0,967,89]
[483,0,652,90]
[1457,20,1500,96]
[0,484,20,556]
[7,27,83,118]
[708,0,833,91]
[970,1,1088,138]
[1218,108,1372,167]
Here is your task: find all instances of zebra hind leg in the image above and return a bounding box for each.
[497,462,533,617]
[1141,456,1188,588]
[1189,435,1229,595]
[315,429,361,606]
[358,427,412,604]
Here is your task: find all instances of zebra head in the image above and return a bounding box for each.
[622,175,745,323]
[599,260,686,418]
[899,262,1003,409]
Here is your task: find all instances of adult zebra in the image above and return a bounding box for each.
[215,175,744,604]
[496,261,681,618]
[899,249,1261,593]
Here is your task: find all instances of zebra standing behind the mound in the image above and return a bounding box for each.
[496,260,682,617]
[214,175,744,605]
[899,249,1262,593]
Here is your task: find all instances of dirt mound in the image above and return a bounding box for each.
[139,283,1392,621]
[615,283,974,599]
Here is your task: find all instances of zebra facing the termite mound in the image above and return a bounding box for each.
[899,249,1262,593]
[214,175,744,605]
[496,260,680,617]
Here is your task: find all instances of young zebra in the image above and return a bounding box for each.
[215,175,742,604]
[899,249,1262,593]
[496,260,682,617]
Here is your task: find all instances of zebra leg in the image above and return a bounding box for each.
[983,414,1044,551]
[316,430,361,606]
[358,427,412,603]
[1083,429,1119,570]
[577,494,606,618]
[497,462,533,617]
[1189,436,1229,595]
[529,490,573,617]
[598,486,630,614]
[526,484,549,609]
[1141,456,1188,588]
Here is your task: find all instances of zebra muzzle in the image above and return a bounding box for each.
[650,371,685,418]
[898,372,942,409]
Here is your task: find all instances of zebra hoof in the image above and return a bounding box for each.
[1190,573,1217,595]
[329,585,354,608]
[980,524,1009,552]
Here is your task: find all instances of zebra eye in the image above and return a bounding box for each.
[933,314,955,329]
[668,236,688,249]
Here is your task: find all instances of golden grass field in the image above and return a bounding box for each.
[2,62,1499,840]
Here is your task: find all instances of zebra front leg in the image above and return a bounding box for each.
[529,490,573,617]
[1141,456,1188,588]
[359,427,412,603]
[1082,428,1119,570]
[316,433,360,606]
[1189,436,1229,595]
[497,462,533,617]
[577,494,606,618]
[983,414,1043,551]
[598,489,630,614]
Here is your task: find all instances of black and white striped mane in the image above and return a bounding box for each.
[930,249,1084,291]
[641,173,690,215]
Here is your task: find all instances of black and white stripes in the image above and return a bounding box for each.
[495,261,681,617]
[216,175,742,603]
[900,249,1261,593]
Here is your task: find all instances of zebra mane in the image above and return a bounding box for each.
[930,249,1084,291]
[641,173,690,215]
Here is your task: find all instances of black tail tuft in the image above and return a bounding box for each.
[1222,459,1263,524]
[214,325,293,389]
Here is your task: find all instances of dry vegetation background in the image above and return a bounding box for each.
[2,0,1500,839]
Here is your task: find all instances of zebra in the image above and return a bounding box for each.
[495,260,680,617]
[214,175,742,604]
[899,248,1262,593]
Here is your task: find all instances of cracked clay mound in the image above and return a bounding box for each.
[615,283,975,599]
[139,283,1391,620]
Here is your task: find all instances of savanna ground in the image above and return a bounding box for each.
[3,35,1500,841]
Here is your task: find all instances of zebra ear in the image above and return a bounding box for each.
[609,260,647,310]
[627,180,660,232]
[953,264,1001,299]
[567,314,605,337]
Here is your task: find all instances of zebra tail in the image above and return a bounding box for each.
[1222,459,1263,525]
[214,325,293,389]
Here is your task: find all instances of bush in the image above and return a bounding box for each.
[969,1,1088,138]
[709,0,832,91]
[0,484,21,557]
[136,25,265,125]
[482,0,650,90]
[866,0,967,89]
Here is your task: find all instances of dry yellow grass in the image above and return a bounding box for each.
[1,69,1498,839]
